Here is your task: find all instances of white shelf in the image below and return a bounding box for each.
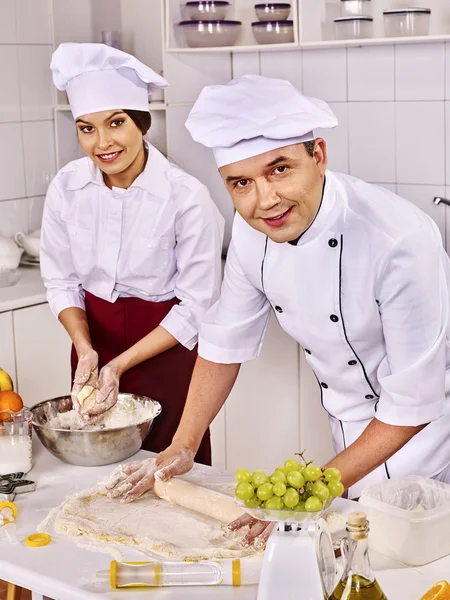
[165,33,450,53]
[55,102,167,112]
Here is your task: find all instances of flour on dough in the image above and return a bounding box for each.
[42,477,260,561]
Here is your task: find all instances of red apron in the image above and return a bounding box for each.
[70,291,211,465]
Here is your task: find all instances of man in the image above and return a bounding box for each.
[107,75,450,530]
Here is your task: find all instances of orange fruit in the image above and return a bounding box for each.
[0,390,24,420]
[420,581,450,600]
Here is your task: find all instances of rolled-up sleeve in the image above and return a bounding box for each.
[160,186,224,350]
[40,181,85,318]
[198,238,271,364]
[375,223,449,426]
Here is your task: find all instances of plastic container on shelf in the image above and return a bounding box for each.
[251,20,294,44]
[177,20,242,48]
[334,15,373,40]
[340,0,371,17]
[254,3,291,22]
[383,8,431,37]
[359,476,450,566]
[184,1,230,21]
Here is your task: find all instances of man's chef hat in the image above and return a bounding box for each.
[185,74,338,168]
[50,43,169,119]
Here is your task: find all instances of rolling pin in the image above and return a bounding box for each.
[153,478,247,524]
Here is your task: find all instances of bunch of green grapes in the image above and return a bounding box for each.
[234,456,344,513]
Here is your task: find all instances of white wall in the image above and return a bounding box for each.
[225,42,450,248]
[0,0,56,237]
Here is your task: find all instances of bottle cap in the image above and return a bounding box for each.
[25,533,52,547]
[347,511,367,526]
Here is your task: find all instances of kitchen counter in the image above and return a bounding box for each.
[0,266,46,313]
[1,439,449,600]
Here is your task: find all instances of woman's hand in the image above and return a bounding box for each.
[228,514,276,549]
[71,348,98,412]
[84,363,121,419]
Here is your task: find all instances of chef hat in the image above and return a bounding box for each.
[50,43,169,119]
[185,74,338,168]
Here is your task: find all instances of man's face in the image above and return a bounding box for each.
[220,140,328,243]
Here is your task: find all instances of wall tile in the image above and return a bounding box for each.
[15,0,51,44]
[395,43,445,101]
[0,198,28,237]
[348,45,394,102]
[0,46,21,123]
[0,0,17,44]
[232,52,260,78]
[27,196,45,232]
[22,121,56,197]
[446,43,450,99]
[0,123,26,201]
[446,186,450,252]
[371,183,397,194]
[260,50,302,90]
[446,102,450,186]
[319,102,348,174]
[396,101,445,185]
[348,102,395,183]
[302,48,347,102]
[18,45,53,121]
[164,53,232,105]
[397,184,446,243]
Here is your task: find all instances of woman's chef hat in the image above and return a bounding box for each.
[50,43,169,119]
[185,74,338,168]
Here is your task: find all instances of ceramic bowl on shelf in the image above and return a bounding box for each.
[334,15,373,40]
[251,20,294,44]
[383,8,431,37]
[254,3,291,22]
[178,20,242,48]
[184,1,230,21]
[0,269,21,288]
[340,0,371,17]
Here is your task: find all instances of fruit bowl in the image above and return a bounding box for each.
[237,497,334,523]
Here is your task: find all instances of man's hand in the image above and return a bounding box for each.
[105,441,195,503]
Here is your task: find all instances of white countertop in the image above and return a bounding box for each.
[0,266,46,313]
[1,439,449,600]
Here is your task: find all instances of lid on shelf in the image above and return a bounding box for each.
[178,20,242,25]
[334,16,373,21]
[383,8,431,14]
[252,20,294,26]
[254,3,292,7]
[186,1,230,5]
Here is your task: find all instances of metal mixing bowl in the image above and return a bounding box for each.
[31,393,161,467]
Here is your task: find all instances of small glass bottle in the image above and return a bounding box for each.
[329,511,387,600]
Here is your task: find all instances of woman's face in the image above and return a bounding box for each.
[75,109,144,177]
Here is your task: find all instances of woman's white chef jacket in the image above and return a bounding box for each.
[40,143,225,350]
[199,171,450,498]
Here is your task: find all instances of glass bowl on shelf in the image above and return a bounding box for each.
[334,15,373,40]
[251,20,294,44]
[383,8,431,37]
[183,1,230,21]
[254,3,291,22]
[177,20,242,48]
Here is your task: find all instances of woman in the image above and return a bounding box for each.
[40,43,224,465]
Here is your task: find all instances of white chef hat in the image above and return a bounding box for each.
[50,43,169,119]
[185,74,338,168]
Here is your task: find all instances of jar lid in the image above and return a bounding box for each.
[334,15,373,21]
[383,8,431,14]
[26,533,52,547]
[179,20,242,24]
[186,1,230,5]
[254,3,292,7]
[252,20,294,26]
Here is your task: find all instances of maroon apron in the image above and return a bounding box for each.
[70,291,211,465]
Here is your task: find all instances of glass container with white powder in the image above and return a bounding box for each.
[0,409,33,475]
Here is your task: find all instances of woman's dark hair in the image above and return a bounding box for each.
[123,109,151,135]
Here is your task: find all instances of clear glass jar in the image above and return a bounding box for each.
[334,16,373,40]
[0,408,33,475]
[383,8,431,37]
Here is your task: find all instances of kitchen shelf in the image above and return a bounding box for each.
[165,41,299,53]
[55,101,167,112]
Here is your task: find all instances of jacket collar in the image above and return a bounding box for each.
[63,142,171,201]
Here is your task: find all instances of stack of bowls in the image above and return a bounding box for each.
[251,3,294,44]
[334,0,373,40]
[178,1,242,48]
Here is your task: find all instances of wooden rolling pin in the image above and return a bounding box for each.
[153,478,247,524]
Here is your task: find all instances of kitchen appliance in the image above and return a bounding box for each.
[241,504,338,600]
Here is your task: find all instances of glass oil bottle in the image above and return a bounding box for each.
[329,511,387,600]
